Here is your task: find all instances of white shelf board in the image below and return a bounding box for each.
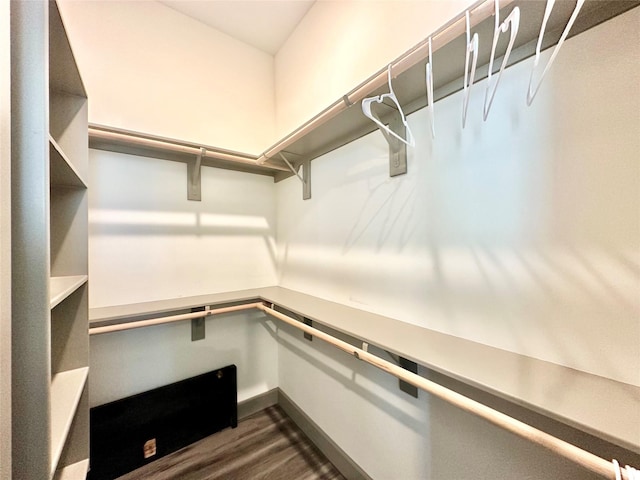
[50,275,88,309]
[49,136,87,188]
[52,459,89,480]
[89,287,640,454]
[50,367,89,477]
[89,288,266,323]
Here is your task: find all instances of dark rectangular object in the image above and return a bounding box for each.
[89,365,237,480]
[399,357,418,398]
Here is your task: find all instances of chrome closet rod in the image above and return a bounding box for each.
[89,300,631,479]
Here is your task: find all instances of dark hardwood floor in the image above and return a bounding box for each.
[116,405,346,480]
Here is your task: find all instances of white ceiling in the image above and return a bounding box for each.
[159,1,316,56]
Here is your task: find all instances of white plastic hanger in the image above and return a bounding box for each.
[626,465,640,480]
[362,64,415,147]
[425,37,435,138]
[462,10,479,128]
[527,0,585,105]
[613,460,622,480]
[483,0,520,120]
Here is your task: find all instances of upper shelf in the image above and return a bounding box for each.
[88,125,287,178]
[87,0,639,181]
[259,0,639,179]
[89,286,640,456]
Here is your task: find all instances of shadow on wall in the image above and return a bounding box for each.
[88,209,278,267]
[87,149,279,306]
[274,17,640,386]
[265,318,428,435]
[426,367,640,479]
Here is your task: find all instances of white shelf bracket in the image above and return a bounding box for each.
[187,147,205,201]
[279,152,311,200]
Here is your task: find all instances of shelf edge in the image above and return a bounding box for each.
[50,367,89,478]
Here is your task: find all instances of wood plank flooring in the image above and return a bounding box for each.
[116,405,346,480]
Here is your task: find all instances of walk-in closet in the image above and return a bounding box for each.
[2,1,639,479]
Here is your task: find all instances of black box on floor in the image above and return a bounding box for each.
[89,365,237,480]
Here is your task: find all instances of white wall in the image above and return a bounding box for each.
[79,3,639,478]
[58,0,275,154]
[278,324,608,480]
[0,1,11,476]
[274,0,473,139]
[88,150,279,406]
[90,311,278,408]
[89,150,277,307]
[276,8,639,479]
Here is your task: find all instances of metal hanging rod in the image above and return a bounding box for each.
[88,124,289,173]
[89,301,635,479]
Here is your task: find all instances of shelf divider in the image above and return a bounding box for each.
[50,135,87,188]
[50,367,89,477]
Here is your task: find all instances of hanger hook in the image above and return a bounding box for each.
[426,37,435,138]
[483,0,520,121]
[527,0,585,105]
[462,9,479,128]
[361,63,415,147]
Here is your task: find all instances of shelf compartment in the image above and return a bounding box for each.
[49,1,85,98]
[50,275,88,309]
[52,459,89,480]
[50,136,87,188]
[50,186,88,278]
[50,367,89,477]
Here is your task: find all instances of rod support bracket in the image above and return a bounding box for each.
[398,356,418,398]
[279,152,311,200]
[388,113,407,177]
[187,147,205,201]
[191,306,207,341]
[303,317,313,341]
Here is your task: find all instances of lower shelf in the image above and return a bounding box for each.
[51,367,89,476]
[50,275,88,309]
[53,459,89,480]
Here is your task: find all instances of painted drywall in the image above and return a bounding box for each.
[89,150,277,307]
[0,1,11,477]
[88,149,279,406]
[57,0,275,155]
[278,322,616,480]
[276,7,640,388]
[275,8,639,478]
[274,0,474,139]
